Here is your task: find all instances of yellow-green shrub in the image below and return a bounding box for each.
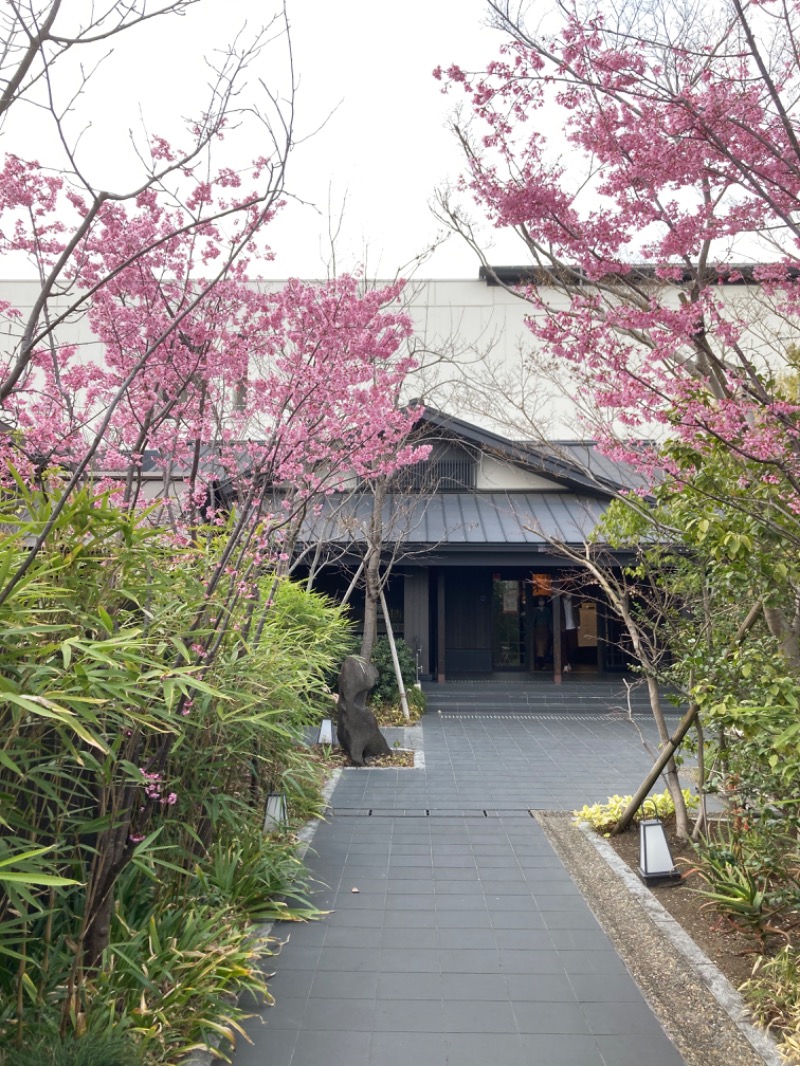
[574,789,699,835]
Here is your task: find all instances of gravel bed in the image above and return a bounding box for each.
[536,812,781,1066]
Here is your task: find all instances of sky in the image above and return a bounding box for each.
[261,0,511,279]
[3,0,529,281]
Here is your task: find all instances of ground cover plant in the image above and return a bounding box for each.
[574,789,699,837]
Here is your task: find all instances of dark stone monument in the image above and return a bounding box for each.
[336,655,391,766]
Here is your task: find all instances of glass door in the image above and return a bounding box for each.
[492,577,526,669]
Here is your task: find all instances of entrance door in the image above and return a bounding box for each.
[444,569,493,674]
[492,577,527,669]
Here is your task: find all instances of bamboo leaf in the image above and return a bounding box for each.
[0,846,58,868]
[0,694,109,751]
[0,871,81,886]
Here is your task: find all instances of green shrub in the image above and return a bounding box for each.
[0,488,352,1052]
[1,1030,143,1066]
[689,823,799,940]
[370,636,418,704]
[90,900,270,1063]
[193,831,320,923]
[742,947,800,1060]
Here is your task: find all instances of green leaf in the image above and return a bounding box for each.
[0,693,110,752]
[0,871,81,886]
[0,846,57,869]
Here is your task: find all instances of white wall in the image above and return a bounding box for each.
[4,273,791,445]
[476,454,561,491]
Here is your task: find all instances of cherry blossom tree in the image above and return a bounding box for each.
[0,2,298,581]
[0,2,429,985]
[0,3,427,596]
[438,0,800,652]
[436,0,800,831]
[438,0,800,452]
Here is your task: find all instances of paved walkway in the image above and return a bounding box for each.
[232,683,686,1066]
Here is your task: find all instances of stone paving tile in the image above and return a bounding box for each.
[594,1034,686,1066]
[290,1030,371,1066]
[373,998,445,1032]
[505,972,576,1002]
[382,908,439,928]
[231,1025,297,1066]
[309,970,379,999]
[323,926,382,949]
[367,1032,446,1066]
[298,997,376,1031]
[519,1033,605,1065]
[445,1032,526,1066]
[512,1000,590,1034]
[568,972,643,1002]
[232,699,687,1066]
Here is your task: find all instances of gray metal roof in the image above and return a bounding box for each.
[539,442,652,492]
[304,492,608,548]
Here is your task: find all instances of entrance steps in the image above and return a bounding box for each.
[421,678,678,715]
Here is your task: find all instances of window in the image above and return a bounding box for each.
[392,442,476,492]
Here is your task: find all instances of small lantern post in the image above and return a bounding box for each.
[263,791,288,833]
[638,805,680,884]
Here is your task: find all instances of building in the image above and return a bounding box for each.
[302,408,642,683]
[0,272,657,682]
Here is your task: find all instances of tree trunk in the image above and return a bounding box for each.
[360,544,380,661]
[764,603,800,675]
[645,676,690,839]
[691,713,707,841]
[80,816,132,970]
[380,588,410,721]
[612,703,700,836]
[360,479,386,661]
[614,599,764,838]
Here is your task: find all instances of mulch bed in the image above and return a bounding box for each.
[371,704,423,727]
[605,826,759,990]
[312,747,416,770]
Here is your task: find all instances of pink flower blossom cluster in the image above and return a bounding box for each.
[0,143,426,549]
[139,768,177,807]
[440,0,800,502]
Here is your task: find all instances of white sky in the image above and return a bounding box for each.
[267,0,515,279]
[3,0,529,281]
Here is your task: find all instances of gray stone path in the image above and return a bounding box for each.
[232,687,686,1066]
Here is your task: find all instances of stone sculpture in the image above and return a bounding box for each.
[336,655,391,766]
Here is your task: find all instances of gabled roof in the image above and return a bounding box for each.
[296,411,648,553]
[413,408,642,496]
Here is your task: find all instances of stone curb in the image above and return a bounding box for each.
[404,724,425,769]
[578,823,784,1066]
[181,770,342,1066]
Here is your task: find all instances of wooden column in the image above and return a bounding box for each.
[553,591,562,685]
[404,571,430,677]
[437,570,446,683]
[597,603,605,673]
